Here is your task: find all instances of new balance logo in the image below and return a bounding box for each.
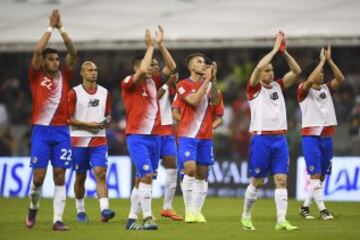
[88,99,99,107]
[269,92,278,100]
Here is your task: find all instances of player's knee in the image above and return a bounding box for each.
[274,177,287,188]
[93,168,107,181]
[33,177,45,187]
[141,174,153,184]
[53,171,66,185]
[252,180,264,188]
[75,173,87,184]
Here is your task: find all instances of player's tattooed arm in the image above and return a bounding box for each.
[54,10,77,70]
[249,32,283,87]
[32,10,58,69]
[326,45,345,90]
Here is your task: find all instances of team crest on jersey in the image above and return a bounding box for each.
[75,164,79,170]
[185,151,191,157]
[319,92,327,99]
[309,165,314,171]
[88,99,99,107]
[143,164,150,171]
[32,156,38,164]
[255,168,261,174]
[269,92,279,100]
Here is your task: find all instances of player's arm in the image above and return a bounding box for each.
[325,45,345,90]
[156,25,177,76]
[282,50,302,89]
[172,108,181,122]
[209,62,220,105]
[158,73,178,99]
[68,89,104,133]
[182,78,211,107]
[31,10,58,69]
[212,91,224,129]
[54,10,77,71]
[133,29,154,85]
[249,33,283,87]
[302,48,326,91]
[212,116,223,129]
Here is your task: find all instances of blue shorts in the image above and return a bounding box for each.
[126,134,160,178]
[72,145,108,173]
[178,137,214,167]
[30,125,72,169]
[160,135,177,158]
[302,136,333,176]
[249,135,289,178]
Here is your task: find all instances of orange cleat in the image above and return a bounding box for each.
[160,209,183,221]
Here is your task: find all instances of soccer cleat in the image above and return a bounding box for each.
[25,208,38,229]
[143,217,158,230]
[52,221,69,231]
[184,212,196,223]
[320,209,334,220]
[160,209,183,221]
[275,220,298,231]
[77,212,89,222]
[101,209,115,222]
[125,219,143,230]
[194,213,207,223]
[299,206,315,219]
[241,218,255,230]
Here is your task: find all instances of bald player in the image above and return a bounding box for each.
[68,61,115,223]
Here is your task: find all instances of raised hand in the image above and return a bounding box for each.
[145,29,153,47]
[320,48,326,62]
[155,25,164,45]
[273,32,284,52]
[325,44,332,61]
[49,10,58,27]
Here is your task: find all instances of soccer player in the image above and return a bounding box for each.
[122,30,160,230]
[241,32,301,231]
[68,61,115,223]
[151,26,183,221]
[298,45,344,220]
[173,54,224,223]
[25,9,77,231]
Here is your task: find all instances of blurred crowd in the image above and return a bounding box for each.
[0,47,359,159]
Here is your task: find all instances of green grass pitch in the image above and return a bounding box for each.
[0,197,359,240]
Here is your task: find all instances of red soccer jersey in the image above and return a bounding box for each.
[28,64,73,125]
[173,78,224,139]
[121,75,160,135]
[68,86,111,147]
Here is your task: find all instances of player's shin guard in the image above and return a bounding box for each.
[191,179,208,214]
[53,185,66,223]
[182,175,195,213]
[139,182,153,219]
[310,179,326,211]
[274,188,288,224]
[163,169,177,210]
[128,187,141,219]
[242,183,258,219]
[29,183,41,209]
